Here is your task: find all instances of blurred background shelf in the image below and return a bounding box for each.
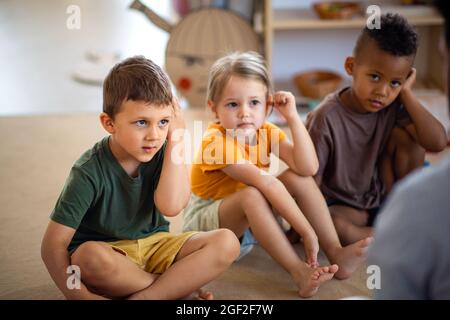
[270,5,442,30]
[262,0,445,98]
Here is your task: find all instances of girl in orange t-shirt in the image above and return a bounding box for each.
[183,51,372,298]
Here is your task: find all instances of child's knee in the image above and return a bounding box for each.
[403,141,425,163]
[71,241,117,280]
[391,127,425,163]
[240,186,265,206]
[388,127,421,152]
[385,127,424,165]
[331,214,347,232]
[209,229,240,263]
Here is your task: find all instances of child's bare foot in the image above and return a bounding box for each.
[182,288,214,300]
[294,264,339,298]
[331,237,373,280]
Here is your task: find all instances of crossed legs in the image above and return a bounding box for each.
[332,126,425,246]
[71,229,239,300]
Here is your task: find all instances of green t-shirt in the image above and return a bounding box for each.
[51,136,170,253]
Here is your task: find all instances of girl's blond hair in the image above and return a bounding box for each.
[206,51,273,104]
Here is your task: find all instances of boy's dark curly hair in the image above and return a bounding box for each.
[354,13,418,57]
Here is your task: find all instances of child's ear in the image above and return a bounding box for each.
[344,56,355,76]
[100,112,115,134]
[207,100,217,117]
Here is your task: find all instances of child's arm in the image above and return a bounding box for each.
[400,68,447,152]
[272,91,319,176]
[154,98,190,217]
[41,221,106,300]
[222,163,319,267]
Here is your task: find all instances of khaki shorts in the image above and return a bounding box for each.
[107,231,198,274]
[182,194,257,261]
[183,194,223,232]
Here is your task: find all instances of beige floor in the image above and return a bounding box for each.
[1,105,448,300]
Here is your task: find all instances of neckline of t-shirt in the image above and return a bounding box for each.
[335,87,377,118]
[102,136,143,185]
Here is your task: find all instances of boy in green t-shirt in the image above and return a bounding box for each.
[41,56,240,300]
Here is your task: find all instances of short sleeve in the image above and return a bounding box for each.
[264,122,286,145]
[306,112,332,178]
[50,167,96,229]
[197,130,244,173]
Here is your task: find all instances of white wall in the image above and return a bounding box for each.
[272,29,360,89]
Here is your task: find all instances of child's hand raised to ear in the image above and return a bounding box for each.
[402,67,416,93]
[168,96,186,139]
[272,91,299,121]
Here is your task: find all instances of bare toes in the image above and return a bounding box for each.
[329,264,339,273]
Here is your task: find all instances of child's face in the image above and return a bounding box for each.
[345,40,414,113]
[103,100,172,164]
[209,75,269,139]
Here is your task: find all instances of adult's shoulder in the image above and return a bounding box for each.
[392,157,450,203]
[376,156,450,230]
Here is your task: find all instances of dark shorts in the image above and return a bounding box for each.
[326,198,382,227]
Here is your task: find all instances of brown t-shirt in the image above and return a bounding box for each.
[306,88,411,210]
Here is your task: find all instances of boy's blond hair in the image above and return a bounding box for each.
[206,51,273,104]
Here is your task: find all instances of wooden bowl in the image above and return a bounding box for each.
[293,70,343,100]
[313,2,361,20]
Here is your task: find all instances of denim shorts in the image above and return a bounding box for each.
[237,228,258,261]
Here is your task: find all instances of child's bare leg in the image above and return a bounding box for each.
[277,170,372,279]
[218,186,338,297]
[381,127,425,193]
[330,206,374,245]
[128,229,239,300]
[71,241,158,298]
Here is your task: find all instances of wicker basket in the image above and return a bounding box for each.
[313,2,361,20]
[293,70,343,100]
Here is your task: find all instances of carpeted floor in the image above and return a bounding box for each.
[0,105,448,300]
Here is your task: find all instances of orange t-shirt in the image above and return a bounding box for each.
[191,122,286,200]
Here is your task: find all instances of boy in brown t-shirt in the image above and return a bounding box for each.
[305,13,447,245]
